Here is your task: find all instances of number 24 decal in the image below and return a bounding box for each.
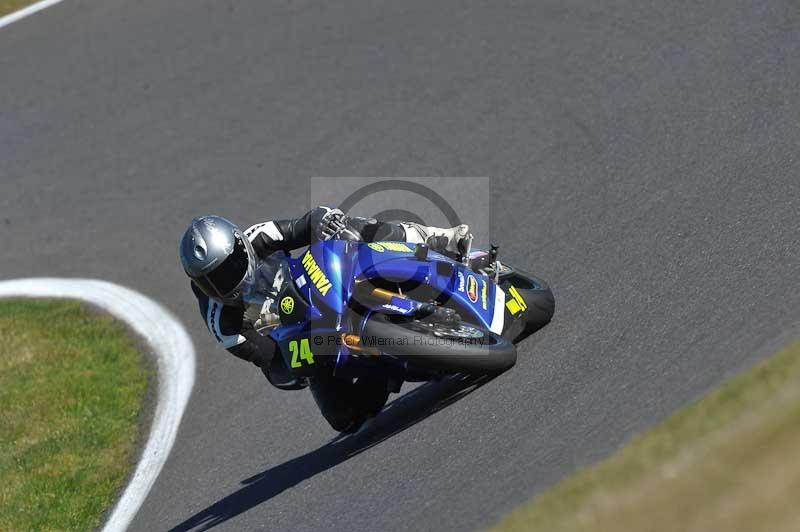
[289,338,315,368]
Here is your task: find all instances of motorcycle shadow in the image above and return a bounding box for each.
[168,373,495,532]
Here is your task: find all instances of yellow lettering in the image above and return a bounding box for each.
[505,286,528,315]
[302,250,333,296]
[382,242,412,252]
[309,267,324,285]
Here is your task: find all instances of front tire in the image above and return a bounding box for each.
[362,314,517,375]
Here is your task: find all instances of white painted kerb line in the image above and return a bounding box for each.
[0,278,196,532]
[0,0,66,29]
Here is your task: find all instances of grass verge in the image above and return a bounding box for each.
[0,300,148,532]
[493,339,800,532]
[0,0,40,18]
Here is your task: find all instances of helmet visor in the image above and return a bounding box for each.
[194,235,249,299]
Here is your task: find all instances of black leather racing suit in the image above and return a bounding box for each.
[190,206,407,432]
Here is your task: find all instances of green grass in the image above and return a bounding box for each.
[493,340,800,532]
[0,300,148,532]
[0,0,38,17]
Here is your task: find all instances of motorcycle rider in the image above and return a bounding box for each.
[179,206,470,433]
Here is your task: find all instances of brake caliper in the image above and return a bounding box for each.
[417,303,461,325]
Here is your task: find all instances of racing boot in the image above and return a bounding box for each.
[400,223,471,256]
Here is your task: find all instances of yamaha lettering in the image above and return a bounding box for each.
[301,251,333,296]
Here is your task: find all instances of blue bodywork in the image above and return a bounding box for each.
[269,240,503,378]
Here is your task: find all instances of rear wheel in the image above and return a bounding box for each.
[362,314,517,374]
[310,374,389,433]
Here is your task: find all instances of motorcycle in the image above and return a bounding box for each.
[257,238,554,390]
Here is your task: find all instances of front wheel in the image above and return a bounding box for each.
[361,314,517,375]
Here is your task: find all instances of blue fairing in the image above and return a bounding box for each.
[445,267,498,329]
[274,240,502,375]
[297,240,352,314]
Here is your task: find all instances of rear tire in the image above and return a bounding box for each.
[362,314,517,375]
[310,374,389,433]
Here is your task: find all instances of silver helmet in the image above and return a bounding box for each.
[179,216,255,304]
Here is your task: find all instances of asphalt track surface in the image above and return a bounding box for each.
[2,1,799,530]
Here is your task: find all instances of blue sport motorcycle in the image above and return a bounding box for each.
[262,240,554,390]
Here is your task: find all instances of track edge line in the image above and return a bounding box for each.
[0,278,196,532]
[0,0,66,30]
